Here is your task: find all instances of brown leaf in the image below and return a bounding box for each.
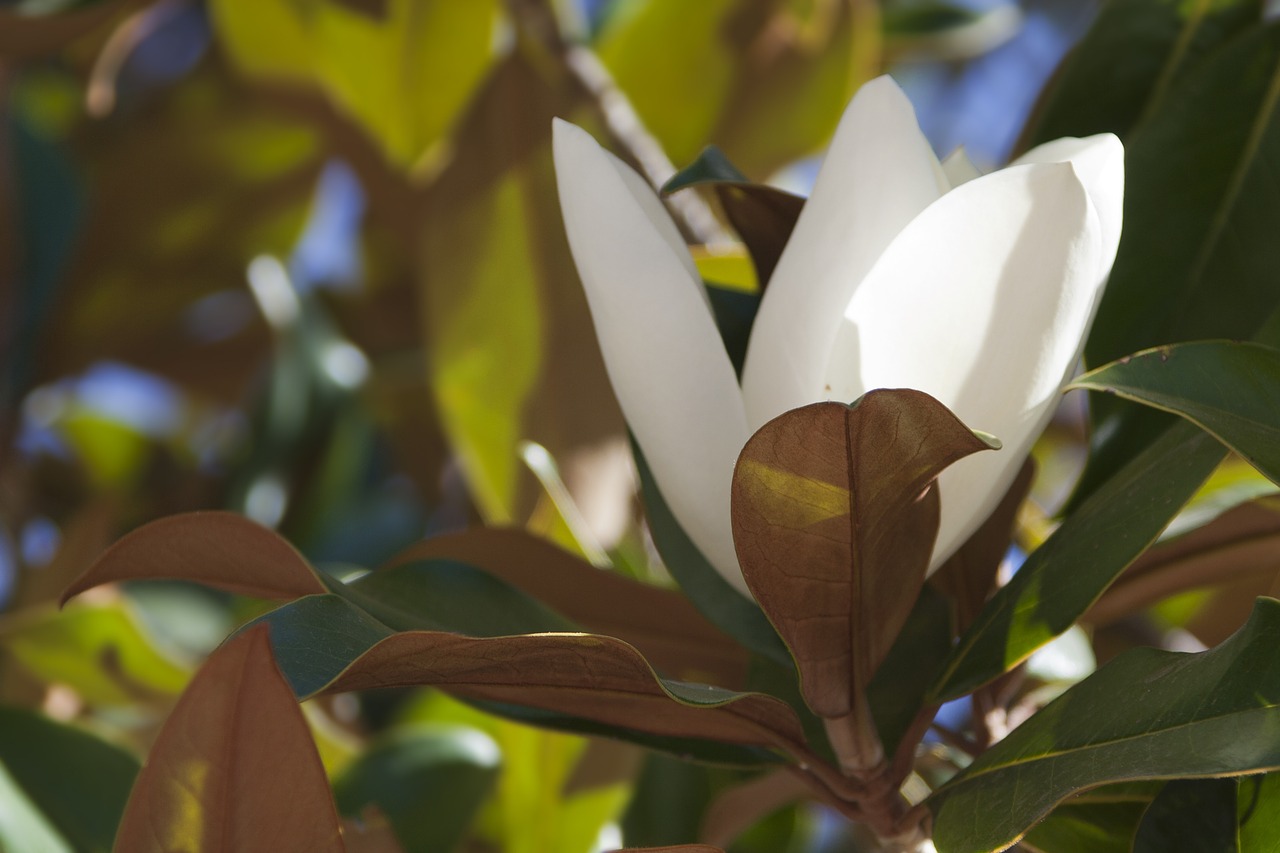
[62,511,326,604]
[931,460,1035,634]
[1084,501,1280,626]
[113,625,344,852]
[318,631,809,760]
[730,393,996,720]
[390,527,750,686]
[714,184,804,288]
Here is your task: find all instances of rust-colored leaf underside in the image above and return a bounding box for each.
[114,626,343,853]
[731,392,995,718]
[63,512,325,605]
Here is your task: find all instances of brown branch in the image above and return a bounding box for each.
[504,0,733,246]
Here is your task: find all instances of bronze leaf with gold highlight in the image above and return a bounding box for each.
[113,625,344,853]
[730,392,997,721]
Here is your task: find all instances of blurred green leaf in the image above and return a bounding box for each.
[1072,342,1280,487]
[621,754,714,848]
[0,706,139,853]
[209,0,501,171]
[930,597,1280,853]
[598,0,880,177]
[929,419,1223,703]
[1,602,191,706]
[0,762,71,853]
[401,692,630,853]
[333,723,500,853]
[4,110,83,411]
[422,54,624,527]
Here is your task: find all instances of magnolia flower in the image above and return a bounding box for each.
[553,76,1123,597]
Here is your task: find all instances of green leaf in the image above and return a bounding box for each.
[1020,0,1263,146]
[665,147,804,288]
[1072,342,1280,487]
[621,754,714,848]
[209,0,500,170]
[929,597,1280,853]
[0,706,138,853]
[866,585,952,758]
[929,420,1223,702]
[1239,773,1280,849]
[597,0,878,177]
[1023,802,1149,853]
[1133,778,1238,853]
[1069,21,1280,503]
[1,602,192,706]
[323,559,576,635]
[333,724,500,853]
[249,594,801,767]
[634,442,792,668]
[0,762,71,853]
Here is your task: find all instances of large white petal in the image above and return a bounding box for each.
[1015,134,1124,272]
[740,76,944,430]
[552,119,750,593]
[823,162,1103,571]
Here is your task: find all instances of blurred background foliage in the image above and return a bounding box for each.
[10,0,1273,850]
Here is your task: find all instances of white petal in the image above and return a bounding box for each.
[553,119,750,593]
[1015,134,1124,272]
[941,146,982,188]
[740,75,944,429]
[823,162,1103,571]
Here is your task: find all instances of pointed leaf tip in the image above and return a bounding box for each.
[730,391,995,720]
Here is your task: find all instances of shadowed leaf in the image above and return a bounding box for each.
[930,597,1280,853]
[929,420,1224,703]
[61,512,326,604]
[932,460,1035,635]
[731,393,995,719]
[113,625,344,853]
[0,705,139,853]
[390,527,750,686]
[664,146,804,286]
[250,593,810,768]
[1072,341,1280,486]
[333,724,499,853]
[1086,501,1280,626]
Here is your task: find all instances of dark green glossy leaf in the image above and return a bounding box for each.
[1020,0,1262,146]
[1023,801,1149,853]
[333,724,500,853]
[1069,21,1280,503]
[930,597,1280,853]
[664,146,750,191]
[929,420,1223,702]
[322,559,575,635]
[633,444,791,668]
[1133,778,1238,853]
[0,706,139,853]
[866,586,952,758]
[1072,342,1280,486]
[621,754,714,848]
[249,594,799,767]
[665,146,804,286]
[705,285,761,378]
